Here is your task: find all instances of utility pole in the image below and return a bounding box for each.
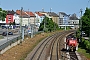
[80,9,83,43]
[20,7,23,38]
[6,13,8,42]
[34,16,35,35]
[28,9,30,28]
[64,17,66,30]
[28,9,31,37]
[23,9,31,37]
[44,17,45,32]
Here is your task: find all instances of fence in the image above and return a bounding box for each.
[0,35,22,54]
[0,31,43,54]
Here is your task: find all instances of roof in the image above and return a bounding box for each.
[48,12,59,17]
[16,10,36,17]
[35,12,44,16]
[69,17,78,20]
[59,12,68,16]
[69,13,79,20]
[7,10,15,15]
[38,11,47,13]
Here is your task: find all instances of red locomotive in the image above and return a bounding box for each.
[66,35,78,51]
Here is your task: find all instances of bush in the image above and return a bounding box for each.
[82,39,90,51]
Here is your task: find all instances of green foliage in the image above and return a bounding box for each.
[0,35,4,39]
[9,20,16,25]
[76,29,80,38]
[77,48,90,59]
[84,40,90,50]
[13,20,16,25]
[81,39,90,51]
[81,8,90,36]
[0,8,7,21]
[78,39,90,59]
[9,22,13,25]
[38,17,59,32]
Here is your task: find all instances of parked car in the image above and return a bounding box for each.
[2,26,7,29]
[2,32,7,36]
[8,32,13,35]
[8,26,12,29]
[82,31,85,35]
[2,31,13,36]
[82,31,87,37]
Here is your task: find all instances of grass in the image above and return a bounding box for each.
[78,47,90,59]
[0,35,4,39]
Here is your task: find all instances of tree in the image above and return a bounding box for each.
[13,20,16,25]
[81,8,90,36]
[0,8,7,21]
[9,20,16,25]
[9,22,12,26]
[38,17,59,32]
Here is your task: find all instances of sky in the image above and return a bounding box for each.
[0,0,90,16]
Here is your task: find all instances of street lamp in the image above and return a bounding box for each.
[42,8,46,32]
[42,8,44,12]
[50,8,52,13]
[50,8,55,31]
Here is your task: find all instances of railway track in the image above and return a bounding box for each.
[25,32,60,60]
[30,35,54,60]
[25,30,79,60]
[69,52,78,60]
[49,31,70,60]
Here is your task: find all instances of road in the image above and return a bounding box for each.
[0,33,20,46]
[0,28,20,46]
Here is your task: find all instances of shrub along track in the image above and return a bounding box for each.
[25,30,75,60]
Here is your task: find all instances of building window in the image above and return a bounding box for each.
[68,22,70,23]
[8,16,11,21]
